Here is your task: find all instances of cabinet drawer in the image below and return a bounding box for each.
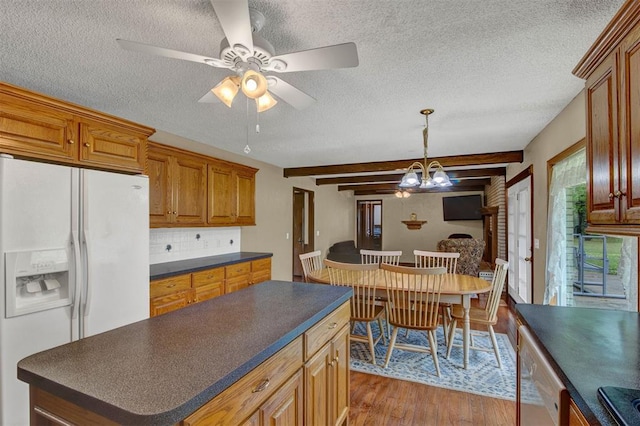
[251,258,271,272]
[183,336,303,426]
[150,274,191,298]
[226,262,251,278]
[192,268,225,288]
[304,302,350,360]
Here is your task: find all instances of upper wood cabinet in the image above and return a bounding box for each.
[0,82,153,173]
[208,160,257,226]
[573,1,640,232]
[148,141,257,228]
[148,143,207,226]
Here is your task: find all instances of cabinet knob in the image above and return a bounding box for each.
[609,192,615,200]
[84,143,91,147]
[172,211,177,215]
[614,190,627,198]
[68,139,75,145]
[167,211,171,215]
[166,284,176,288]
[328,322,338,330]
[251,378,270,393]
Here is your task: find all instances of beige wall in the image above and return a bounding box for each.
[149,130,355,281]
[356,192,484,263]
[506,91,586,304]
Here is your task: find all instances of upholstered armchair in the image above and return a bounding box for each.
[436,238,486,277]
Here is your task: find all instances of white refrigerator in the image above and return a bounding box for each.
[0,155,150,426]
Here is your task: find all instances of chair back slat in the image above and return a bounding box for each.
[381,264,446,330]
[413,249,459,273]
[360,249,402,266]
[324,259,380,320]
[299,250,323,282]
[484,259,509,321]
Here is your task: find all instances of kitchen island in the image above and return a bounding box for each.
[516,304,640,425]
[18,281,352,425]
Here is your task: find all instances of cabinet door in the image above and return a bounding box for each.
[250,258,271,285]
[226,276,250,293]
[147,149,174,226]
[235,167,256,225]
[78,120,146,172]
[173,153,207,225]
[620,26,640,223]
[0,94,76,161]
[305,343,331,426]
[150,290,194,317]
[586,52,619,224]
[259,369,303,426]
[332,325,350,426]
[208,162,235,225]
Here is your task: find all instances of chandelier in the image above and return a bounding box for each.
[398,109,451,189]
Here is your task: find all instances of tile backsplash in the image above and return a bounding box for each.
[150,227,241,264]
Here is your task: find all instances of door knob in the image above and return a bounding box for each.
[524,256,532,262]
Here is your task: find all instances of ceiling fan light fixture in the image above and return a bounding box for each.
[256,91,278,112]
[241,70,268,99]
[212,76,240,107]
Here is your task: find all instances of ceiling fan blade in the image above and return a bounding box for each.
[264,42,359,73]
[210,0,254,60]
[266,76,316,110]
[116,39,229,68]
[198,90,221,103]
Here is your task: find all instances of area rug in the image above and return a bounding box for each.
[350,322,517,401]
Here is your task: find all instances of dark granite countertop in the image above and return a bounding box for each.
[18,281,352,425]
[150,251,272,280]
[516,304,640,425]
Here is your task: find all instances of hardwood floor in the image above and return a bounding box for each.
[348,296,517,426]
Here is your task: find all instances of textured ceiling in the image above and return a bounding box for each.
[0,0,625,169]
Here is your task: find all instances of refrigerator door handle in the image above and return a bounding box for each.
[80,233,92,338]
[70,230,82,320]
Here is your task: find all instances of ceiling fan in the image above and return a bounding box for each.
[116,0,359,112]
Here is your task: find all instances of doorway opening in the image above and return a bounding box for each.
[292,188,314,281]
[357,200,382,250]
[546,145,638,311]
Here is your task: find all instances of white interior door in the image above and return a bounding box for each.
[508,176,532,303]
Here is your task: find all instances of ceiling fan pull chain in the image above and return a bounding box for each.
[244,97,251,154]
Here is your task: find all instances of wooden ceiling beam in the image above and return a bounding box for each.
[315,167,506,185]
[353,185,487,196]
[283,151,522,177]
[338,179,491,192]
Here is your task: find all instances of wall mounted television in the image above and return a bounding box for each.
[442,195,483,221]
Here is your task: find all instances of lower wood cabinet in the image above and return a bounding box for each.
[184,302,350,426]
[150,258,272,317]
[568,398,589,426]
[304,304,350,426]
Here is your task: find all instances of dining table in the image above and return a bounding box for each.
[306,267,493,369]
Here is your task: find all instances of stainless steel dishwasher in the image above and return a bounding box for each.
[517,325,569,425]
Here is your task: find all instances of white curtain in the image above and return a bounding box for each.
[544,149,586,305]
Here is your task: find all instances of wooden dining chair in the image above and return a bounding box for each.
[445,259,509,367]
[360,249,402,338]
[360,249,402,266]
[381,263,447,376]
[324,259,386,364]
[413,249,460,345]
[299,250,323,282]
